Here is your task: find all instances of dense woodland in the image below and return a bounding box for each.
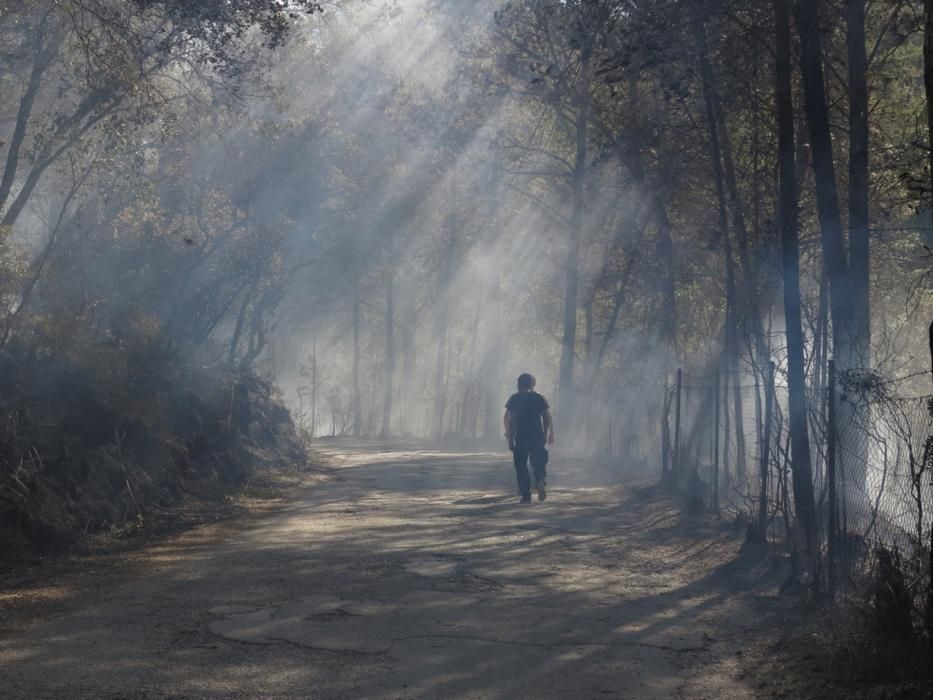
[1,0,932,685]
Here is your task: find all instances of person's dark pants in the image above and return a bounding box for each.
[513,443,548,498]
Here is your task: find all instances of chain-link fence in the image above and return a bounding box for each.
[662,368,769,519]
[662,363,932,617]
[827,371,931,620]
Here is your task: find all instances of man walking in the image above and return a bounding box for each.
[504,373,555,503]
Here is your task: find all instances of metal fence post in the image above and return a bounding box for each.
[827,359,837,600]
[722,369,731,487]
[673,368,683,477]
[757,361,775,543]
[661,375,671,478]
[714,369,721,516]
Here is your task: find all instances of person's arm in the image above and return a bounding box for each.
[504,409,514,447]
[542,408,555,445]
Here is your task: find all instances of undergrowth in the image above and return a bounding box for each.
[0,316,305,558]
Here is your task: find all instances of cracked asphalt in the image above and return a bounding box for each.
[0,441,776,698]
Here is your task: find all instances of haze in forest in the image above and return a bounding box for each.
[0,2,932,691]
[0,0,931,600]
[0,0,929,486]
[0,0,929,499]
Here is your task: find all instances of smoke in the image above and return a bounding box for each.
[221,0,676,469]
[0,0,706,474]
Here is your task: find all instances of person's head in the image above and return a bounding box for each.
[516,373,536,392]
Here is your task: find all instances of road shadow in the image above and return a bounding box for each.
[0,441,766,699]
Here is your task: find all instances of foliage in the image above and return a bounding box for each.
[0,314,304,554]
[0,4,932,686]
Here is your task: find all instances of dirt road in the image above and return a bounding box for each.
[0,442,786,699]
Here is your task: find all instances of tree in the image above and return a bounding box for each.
[847,0,871,369]
[795,0,856,366]
[494,0,612,428]
[926,0,933,226]
[775,0,817,561]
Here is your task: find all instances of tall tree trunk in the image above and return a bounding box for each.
[2,89,119,228]
[797,0,869,506]
[757,361,775,543]
[813,265,829,395]
[310,329,318,439]
[795,0,854,365]
[924,0,933,228]
[711,56,770,369]
[847,0,870,368]
[482,157,504,441]
[0,166,93,348]
[482,271,503,441]
[432,310,448,439]
[228,276,259,364]
[722,360,732,485]
[617,73,677,347]
[460,303,482,437]
[380,257,395,438]
[399,277,418,436]
[352,274,362,437]
[697,13,772,472]
[809,264,830,462]
[728,293,748,485]
[0,21,55,217]
[846,0,872,502]
[240,290,270,370]
[588,223,647,381]
[697,14,746,486]
[615,143,676,346]
[776,0,818,565]
[557,43,592,428]
[433,206,456,440]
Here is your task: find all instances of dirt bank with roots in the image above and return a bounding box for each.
[0,345,305,559]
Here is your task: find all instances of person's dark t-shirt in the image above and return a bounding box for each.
[506,391,549,446]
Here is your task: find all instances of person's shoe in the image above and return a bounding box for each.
[519,495,532,504]
[536,482,547,502]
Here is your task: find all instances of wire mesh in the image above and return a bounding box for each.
[829,387,932,617]
[667,374,763,515]
[664,365,932,609]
